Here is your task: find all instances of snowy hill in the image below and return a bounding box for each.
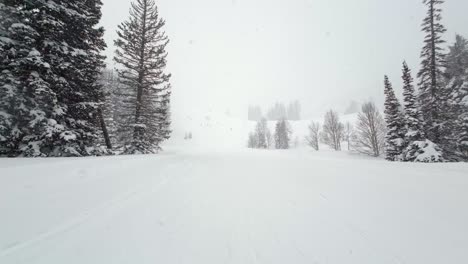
[1,147,468,264]
[2,113,468,264]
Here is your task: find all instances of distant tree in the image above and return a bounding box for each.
[248,105,262,121]
[344,101,360,115]
[255,118,269,149]
[114,0,172,154]
[417,0,447,143]
[293,136,300,148]
[247,132,257,148]
[266,128,273,149]
[306,122,320,151]
[267,102,287,121]
[247,118,271,149]
[383,76,406,161]
[287,100,301,120]
[98,69,123,149]
[344,122,354,151]
[352,102,386,157]
[321,110,344,151]
[274,119,291,149]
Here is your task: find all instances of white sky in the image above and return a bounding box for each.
[100,0,468,120]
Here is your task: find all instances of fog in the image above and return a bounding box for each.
[101,0,468,121]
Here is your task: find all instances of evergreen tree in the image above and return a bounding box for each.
[114,0,172,154]
[274,119,290,149]
[417,0,447,143]
[254,118,269,149]
[247,132,257,148]
[401,62,426,161]
[383,76,406,161]
[0,0,107,157]
[445,35,468,83]
[445,35,468,160]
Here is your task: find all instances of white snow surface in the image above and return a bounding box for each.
[1,113,468,264]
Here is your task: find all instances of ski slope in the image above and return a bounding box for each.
[1,115,468,264]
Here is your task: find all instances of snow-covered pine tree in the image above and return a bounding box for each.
[0,2,46,156]
[417,0,447,144]
[274,119,290,149]
[64,0,109,156]
[401,62,426,160]
[445,35,468,84]
[114,0,172,154]
[445,35,468,160]
[383,76,406,161]
[0,0,107,157]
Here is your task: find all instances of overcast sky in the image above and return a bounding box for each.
[100,0,468,120]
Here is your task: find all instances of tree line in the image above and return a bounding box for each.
[248,118,291,150]
[0,0,171,157]
[383,0,467,162]
[304,104,385,157]
[248,101,301,121]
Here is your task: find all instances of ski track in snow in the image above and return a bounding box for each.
[1,146,468,264]
[0,160,174,258]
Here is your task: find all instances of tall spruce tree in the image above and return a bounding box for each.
[401,62,426,161]
[445,35,468,160]
[114,0,172,154]
[383,76,406,161]
[417,0,447,143]
[0,0,107,157]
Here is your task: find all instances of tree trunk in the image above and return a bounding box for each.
[98,108,112,150]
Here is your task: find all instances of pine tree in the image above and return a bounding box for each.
[114,0,172,154]
[0,0,107,157]
[254,118,269,149]
[401,62,425,161]
[247,132,257,148]
[62,0,109,156]
[417,0,447,143]
[445,35,468,160]
[383,76,406,161]
[274,119,290,149]
[445,35,468,83]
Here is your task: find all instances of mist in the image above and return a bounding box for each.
[100,0,468,126]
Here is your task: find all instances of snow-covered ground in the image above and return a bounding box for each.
[1,114,468,264]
